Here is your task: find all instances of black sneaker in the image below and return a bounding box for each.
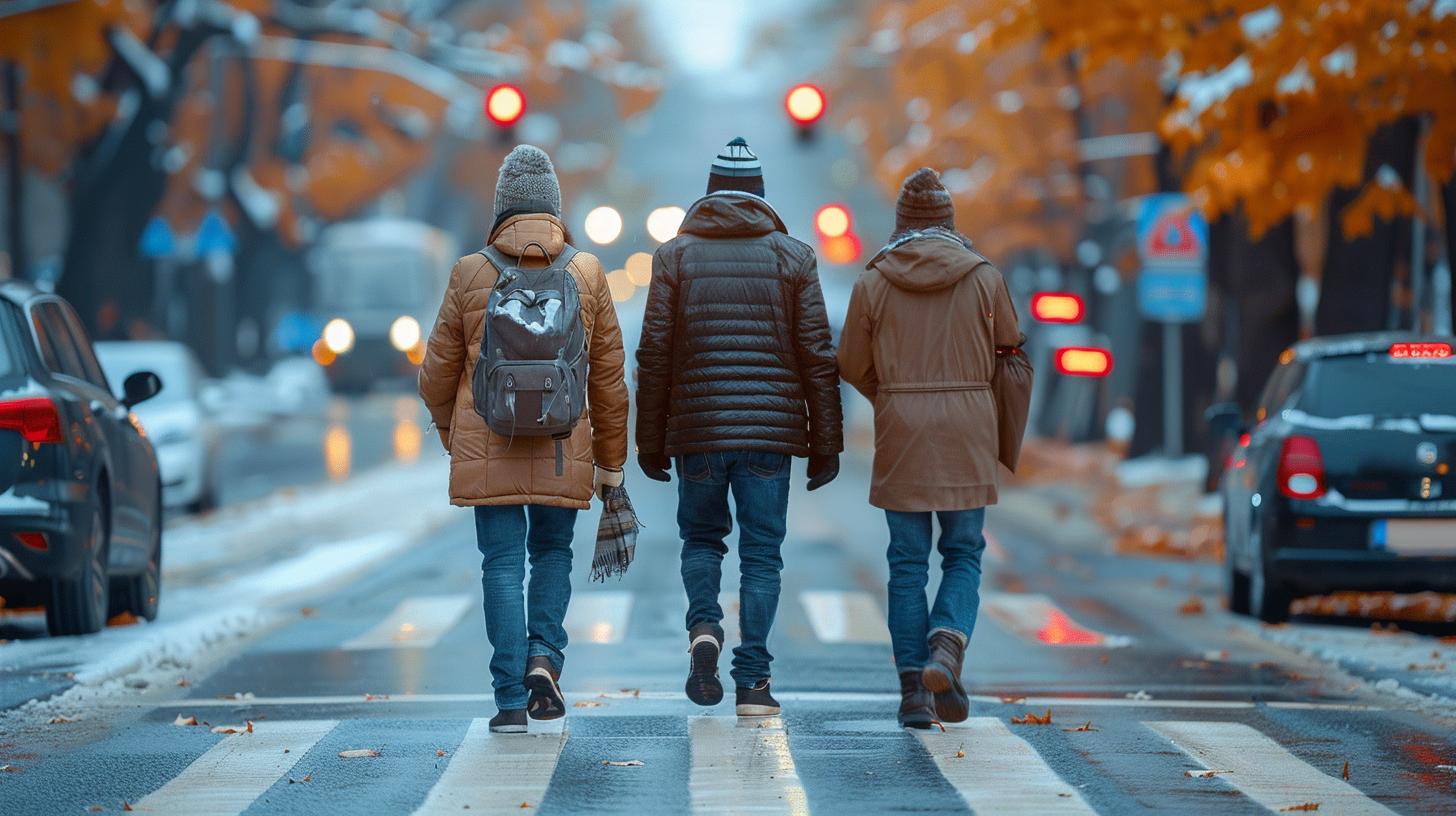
[489,708,527,733]
[735,679,780,717]
[685,628,724,707]
[524,656,566,721]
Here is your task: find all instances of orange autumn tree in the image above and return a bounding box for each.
[836,0,1163,264]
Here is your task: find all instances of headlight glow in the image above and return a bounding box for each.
[322,318,355,355]
[389,315,422,352]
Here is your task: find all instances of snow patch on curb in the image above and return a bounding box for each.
[1258,624,1456,715]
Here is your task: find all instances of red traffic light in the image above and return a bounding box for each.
[1031,292,1084,324]
[485,84,525,127]
[814,204,851,239]
[1054,347,1113,377]
[785,83,826,126]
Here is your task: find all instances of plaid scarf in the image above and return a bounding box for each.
[591,483,641,582]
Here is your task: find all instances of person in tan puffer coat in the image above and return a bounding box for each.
[418,145,628,734]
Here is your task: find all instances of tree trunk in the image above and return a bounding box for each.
[1230,215,1301,412]
[1315,119,1418,335]
[3,62,24,279]
[1443,175,1456,332]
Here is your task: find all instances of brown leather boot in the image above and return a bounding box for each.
[897,671,935,729]
[921,628,969,723]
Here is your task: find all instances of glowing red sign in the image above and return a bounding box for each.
[1389,342,1452,360]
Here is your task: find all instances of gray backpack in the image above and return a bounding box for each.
[472,242,587,438]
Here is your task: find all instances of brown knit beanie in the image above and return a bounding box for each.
[895,167,955,232]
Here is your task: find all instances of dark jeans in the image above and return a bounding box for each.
[474,504,578,710]
[884,508,987,670]
[676,450,791,688]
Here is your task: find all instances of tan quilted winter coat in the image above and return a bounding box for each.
[418,213,629,509]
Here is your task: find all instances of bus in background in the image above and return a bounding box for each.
[308,219,457,393]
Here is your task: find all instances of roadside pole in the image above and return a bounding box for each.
[1136,194,1209,458]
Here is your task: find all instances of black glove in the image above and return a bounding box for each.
[807,453,839,491]
[639,452,672,483]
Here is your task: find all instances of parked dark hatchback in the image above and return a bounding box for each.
[1212,333,1456,622]
[0,282,164,635]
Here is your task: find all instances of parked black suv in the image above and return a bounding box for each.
[0,282,164,635]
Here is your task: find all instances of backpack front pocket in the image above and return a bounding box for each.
[486,361,573,437]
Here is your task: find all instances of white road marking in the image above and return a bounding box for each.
[564,591,633,644]
[132,720,336,816]
[342,594,474,650]
[144,692,1384,711]
[1148,720,1399,815]
[413,718,567,815]
[980,592,1132,647]
[799,590,890,644]
[917,717,1095,814]
[690,716,807,814]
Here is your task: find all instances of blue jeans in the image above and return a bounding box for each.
[676,450,791,688]
[884,508,987,670]
[474,504,578,710]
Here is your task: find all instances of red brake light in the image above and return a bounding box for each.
[1031,292,1085,324]
[1277,435,1326,500]
[785,83,826,125]
[814,204,852,239]
[14,532,48,551]
[1389,342,1452,359]
[0,397,63,444]
[1054,347,1113,377]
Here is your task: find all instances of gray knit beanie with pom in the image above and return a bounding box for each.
[494,144,562,218]
[895,167,955,233]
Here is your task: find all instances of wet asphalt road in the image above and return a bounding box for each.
[2,429,1454,814]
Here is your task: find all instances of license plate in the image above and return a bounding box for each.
[1373,519,1456,555]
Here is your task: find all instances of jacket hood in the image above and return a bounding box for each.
[489,212,566,260]
[867,228,982,293]
[679,192,787,239]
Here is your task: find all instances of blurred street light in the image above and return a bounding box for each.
[820,233,862,265]
[625,252,653,286]
[606,269,636,302]
[583,206,624,245]
[1054,347,1113,377]
[785,83,826,127]
[1031,292,1085,324]
[485,84,526,128]
[814,204,852,239]
[646,206,685,243]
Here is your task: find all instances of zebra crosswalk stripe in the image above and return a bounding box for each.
[915,717,1096,814]
[413,718,567,815]
[131,719,337,816]
[342,594,474,650]
[799,590,891,644]
[689,716,807,814]
[1147,720,1398,815]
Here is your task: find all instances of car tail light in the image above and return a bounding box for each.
[1278,435,1326,500]
[14,532,48,551]
[0,397,63,444]
[1031,292,1085,324]
[1054,347,1113,377]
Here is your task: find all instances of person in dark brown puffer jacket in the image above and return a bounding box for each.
[635,137,842,718]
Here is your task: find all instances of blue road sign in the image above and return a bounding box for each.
[194,209,237,256]
[139,216,176,259]
[1136,194,1208,323]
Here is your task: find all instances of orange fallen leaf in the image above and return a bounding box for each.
[211,725,243,734]
[176,677,190,688]
[339,749,380,758]
[288,773,312,784]
[1341,761,1349,780]
[48,715,77,724]
[1177,596,1205,615]
[364,693,390,702]
[1439,635,1456,644]
[954,748,965,758]
[520,803,532,809]
[931,720,946,732]
[123,802,134,812]
[0,764,19,773]
[573,700,604,708]
[1010,708,1052,725]
[1185,769,1232,778]
[1279,804,1320,812]
[300,607,317,617]
[436,749,447,758]
[602,759,645,767]
[107,612,139,626]
[1064,721,1099,732]
[173,714,198,727]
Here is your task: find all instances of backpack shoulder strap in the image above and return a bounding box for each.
[551,244,580,273]
[477,245,513,275]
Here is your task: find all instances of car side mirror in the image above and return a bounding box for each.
[1204,401,1244,435]
[122,371,163,408]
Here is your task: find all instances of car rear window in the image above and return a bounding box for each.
[0,301,27,384]
[1299,353,1456,417]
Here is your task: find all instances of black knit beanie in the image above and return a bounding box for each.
[895,167,955,232]
[706,137,765,198]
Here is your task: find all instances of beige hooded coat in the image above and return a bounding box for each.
[837,230,1021,512]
